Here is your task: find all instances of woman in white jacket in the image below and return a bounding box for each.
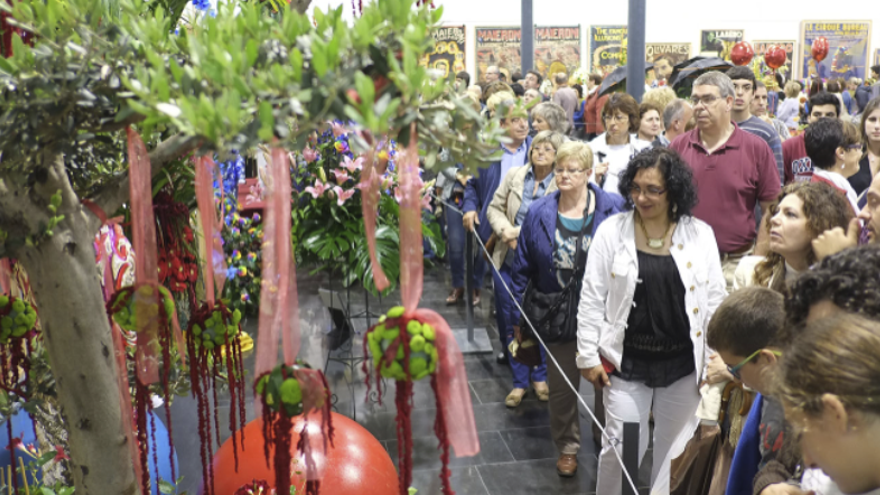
[576,147,727,495]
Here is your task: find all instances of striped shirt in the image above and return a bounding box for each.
[738,116,785,186]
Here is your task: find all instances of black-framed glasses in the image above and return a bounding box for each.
[727,349,783,380]
[628,184,667,198]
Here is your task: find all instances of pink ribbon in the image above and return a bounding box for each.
[255,148,299,378]
[127,127,160,384]
[194,156,228,304]
[397,125,480,457]
[358,145,390,292]
[412,308,479,457]
[0,259,10,295]
[294,367,333,482]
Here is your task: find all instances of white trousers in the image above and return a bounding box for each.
[596,372,701,495]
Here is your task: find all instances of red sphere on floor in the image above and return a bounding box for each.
[209,412,398,494]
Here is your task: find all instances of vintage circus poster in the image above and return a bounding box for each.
[534,26,580,80]
[420,25,467,79]
[645,43,691,83]
[800,21,872,80]
[475,26,522,83]
[699,29,745,61]
[589,25,627,77]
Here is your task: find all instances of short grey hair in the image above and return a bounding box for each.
[524,88,541,100]
[693,71,735,98]
[554,72,568,85]
[532,102,570,133]
[663,99,689,129]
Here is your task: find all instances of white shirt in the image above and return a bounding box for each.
[588,133,652,196]
[576,212,728,385]
[812,168,860,213]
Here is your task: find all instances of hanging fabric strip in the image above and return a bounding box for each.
[0,258,11,295]
[194,156,227,303]
[412,308,480,457]
[127,126,160,384]
[255,148,297,378]
[357,145,390,292]
[397,126,423,312]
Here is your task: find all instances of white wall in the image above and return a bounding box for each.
[307,0,880,80]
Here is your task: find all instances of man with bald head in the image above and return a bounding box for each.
[662,98,693,143]
[485,65,500,83]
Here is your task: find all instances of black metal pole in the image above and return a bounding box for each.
[625,0,646,101]
[622,422,640,495]
[465,229,475,339]
[520,0,533,74]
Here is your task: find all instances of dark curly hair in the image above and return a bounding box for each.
[617,147,697,223]
[755,181,854,293]
[784,245,880,344]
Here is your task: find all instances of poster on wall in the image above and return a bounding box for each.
[589,25,627,77]
[874,48,880,66]
[645,43,691,83]
[800,21,872,80]
[475,26,522,83]
[699,29,745,61]
[753,41,796,83]
[534,26,581,80]
[419,25,466,79]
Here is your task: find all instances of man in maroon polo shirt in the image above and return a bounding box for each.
[669,71,781,290]
[782,91,841,184]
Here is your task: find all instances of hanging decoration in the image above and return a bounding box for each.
[730,41,755,66]
[154,191,200,311]
[188,155,247,495]
[361,127,479,495]
[254,362,333,495]
[253,148,334,494]
[106,128,186,495]
[0,278,39,495]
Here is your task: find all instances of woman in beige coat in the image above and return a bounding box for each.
[487,130,566,406]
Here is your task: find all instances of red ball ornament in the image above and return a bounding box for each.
[209,413,398,495]
[812,37,829,62]
[730,41,755,66]
[763,45,786,70]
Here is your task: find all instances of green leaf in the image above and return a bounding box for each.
[158,479,176,494]
[258,100,274,141]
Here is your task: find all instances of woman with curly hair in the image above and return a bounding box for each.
[577,147,727,494]
[734,181,854,293]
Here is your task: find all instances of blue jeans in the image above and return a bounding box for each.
[494,265,547,389]
[446,206,486,290]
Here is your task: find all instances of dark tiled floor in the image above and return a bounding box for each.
[167,267,652,494]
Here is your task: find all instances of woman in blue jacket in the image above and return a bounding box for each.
[509,140,625,478]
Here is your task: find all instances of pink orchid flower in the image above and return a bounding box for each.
[341,155,364,173]
[246,183,264,203]
[302,147,319,163]
[304,178,330,198]
[421,192,433,211]
[330,122,346,137]
[331,168,351,184]
[332,186,356,206]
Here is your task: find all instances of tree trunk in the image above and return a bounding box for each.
[18,215,138,494]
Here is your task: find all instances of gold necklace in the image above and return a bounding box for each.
[637,212,672,249]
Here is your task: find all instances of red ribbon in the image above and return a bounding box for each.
[255,149,299,379]
[126,127,161,384]
[194,156,227,304]
[0,258,11,294]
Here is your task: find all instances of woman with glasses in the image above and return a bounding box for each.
[577,147,727,494]
[488,130,566,407]
[734,181,854,293]
[508,140,625,476]
[589,93,652,196]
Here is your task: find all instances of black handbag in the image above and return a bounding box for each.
[519,192,593,344]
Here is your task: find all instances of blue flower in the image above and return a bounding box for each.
[192,0,210,10]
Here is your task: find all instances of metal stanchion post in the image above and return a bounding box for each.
[452,229,492,354]
[622,422,640,495]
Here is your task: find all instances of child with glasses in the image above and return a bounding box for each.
[706,287,804,495]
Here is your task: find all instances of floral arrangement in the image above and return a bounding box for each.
[255,362,333,495]
[154,190,201,323]
[186,300,247,494]
[292,123,443,293]
[221,207,263,315]
[366,306,438,381]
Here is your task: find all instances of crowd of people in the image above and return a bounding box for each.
[433,61,880,495]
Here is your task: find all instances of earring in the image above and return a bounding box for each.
[673,204,678,214]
